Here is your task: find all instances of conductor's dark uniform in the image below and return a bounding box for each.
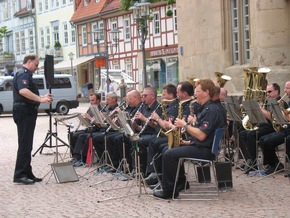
[13,67,40,180]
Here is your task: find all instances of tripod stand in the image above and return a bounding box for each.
[97,139,148,203]
[242,100,268,177]
[33,84,69,157]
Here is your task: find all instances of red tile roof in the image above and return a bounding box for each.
[101,0,121,13]
[70,0,108,23]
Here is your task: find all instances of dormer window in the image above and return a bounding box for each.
[84,0,90,6]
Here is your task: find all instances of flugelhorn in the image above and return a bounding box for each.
[214,72,231,88]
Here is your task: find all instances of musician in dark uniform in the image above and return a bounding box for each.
[70,92,118,166]
[153,78,227,199]
[69,93,102,155]
[259,81,290,174]
[13,54,53,185]
[104,89,143,170]
[145,82,194,186]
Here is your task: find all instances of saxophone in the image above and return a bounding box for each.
[156,98,177,138]
[166,98,192,149]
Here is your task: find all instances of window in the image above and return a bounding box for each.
[124,19,130,41]
[84,0,90,6]
[40,28,45,48]
[50,78,72,89]
[71,26,76,43]
[231,0,250,64]
[44,0,49,11]
[111,23,117,41]
[38,1,43,13]
[46,27,51,48]
[63,23,68,45]
[15,32,20,54]
[56,0,60,7]
[51,22,60,46]
[92,21,104,43]
[173,8,177,32]
[153,13,160,35]
[29,29,34,52]
[20,31,25,53]
[126,63,132,78]
[62,0,66,6]
[82,25,87,45]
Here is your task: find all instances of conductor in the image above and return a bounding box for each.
[13,54,53,185]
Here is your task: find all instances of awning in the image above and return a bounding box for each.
[54,56,95,71]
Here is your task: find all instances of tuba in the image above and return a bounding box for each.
[165,98,192,149]
[241,67,269,130]
[214,72,232,88]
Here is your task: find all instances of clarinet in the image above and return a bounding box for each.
[137,103,161,137]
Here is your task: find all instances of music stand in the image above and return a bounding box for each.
[253,99,289,182]
[95,113,119,175]
[242,100,268,177]
[223,96,243,165]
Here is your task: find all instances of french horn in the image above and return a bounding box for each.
[214,72,231,88]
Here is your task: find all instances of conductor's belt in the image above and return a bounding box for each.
[14,102,39,110]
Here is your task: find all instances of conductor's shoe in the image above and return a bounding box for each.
[144,173,158,186]
[13,177,35,185]
[153,190,179,199]
[32,177,43,182]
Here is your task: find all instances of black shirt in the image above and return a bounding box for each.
[13,67,40,106]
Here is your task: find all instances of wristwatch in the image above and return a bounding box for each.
[181,124,188,132]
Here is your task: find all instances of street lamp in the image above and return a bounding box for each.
[129,0,151,88]
[94,28,120,94]
[68,52,74,78]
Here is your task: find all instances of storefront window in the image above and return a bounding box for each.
[146,57,178,93]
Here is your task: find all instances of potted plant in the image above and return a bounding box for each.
[54,41,62,50]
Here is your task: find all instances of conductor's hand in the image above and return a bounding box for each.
[41,93,54,104]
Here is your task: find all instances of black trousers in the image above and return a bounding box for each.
[239,124,275,161]
[147,137,168,174]
[13,105,37,179]
[259,131,284,166]
[162,145,214,193]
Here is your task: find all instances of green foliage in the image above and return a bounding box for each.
[54,41,62,50]
[120,0,161,11]
[0,26,8,42]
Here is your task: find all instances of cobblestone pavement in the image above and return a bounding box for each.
[1,103,290,218]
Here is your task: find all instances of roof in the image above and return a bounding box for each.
[70,0,108,23]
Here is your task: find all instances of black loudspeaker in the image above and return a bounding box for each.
[51,162,79,183]
[44,55,54,85]
[215,162,233,189]
[197,166,211,183]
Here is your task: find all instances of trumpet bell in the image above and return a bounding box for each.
[221,75,232,81]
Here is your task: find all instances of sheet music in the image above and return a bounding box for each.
[117,111,135,136]
[90,105,107,127]
[242,100,267,125]
[103,113,119,131]
[77,115,93,128]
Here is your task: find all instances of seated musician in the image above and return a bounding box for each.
[259,81,290,174]
[92,89,142,170]
[69,92,118,166]
[145,82,194,186]
[107,87,161,175]
[69,93,101,155]
[238,83,283,171]
[153,78,227,199]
